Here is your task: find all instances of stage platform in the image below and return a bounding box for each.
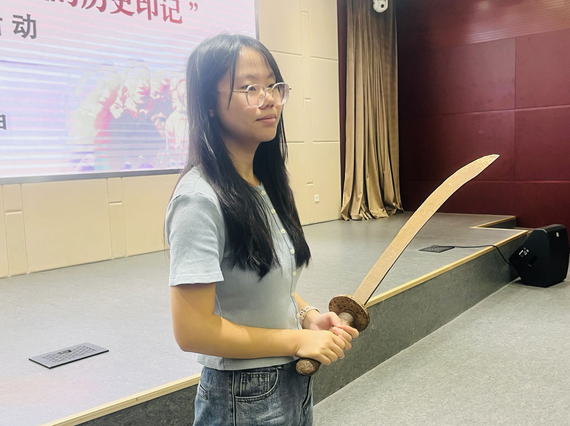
[0,213,527,426]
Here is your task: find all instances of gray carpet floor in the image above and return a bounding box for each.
[314,276,570,425]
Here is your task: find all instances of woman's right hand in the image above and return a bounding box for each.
[293,329,347,365]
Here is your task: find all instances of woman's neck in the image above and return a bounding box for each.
[225,140,260,187]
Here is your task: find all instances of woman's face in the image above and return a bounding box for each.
[214,48,282,150]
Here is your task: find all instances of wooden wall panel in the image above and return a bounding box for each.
[398,0,570,50]
[109,203,127,259]
[287,143,309,225]
[399,39,515,118]
[400,180,516,217]
[107,178,122,204]
[313,142,341,223]
[5,212,28,276]
[514,182,570,229]
[440,182,517,216]
[310,58,340,141]
[22,180,111,273]
[258,0,302,54]
[516,28,570,108]
[2,185,23,212]
[309,0,339,60]
[122,174,178,257]
[398,0,570,230]
[399,111,515,181]
[272,52,304,143]
[514,107,570,181]
[0,190,9,278]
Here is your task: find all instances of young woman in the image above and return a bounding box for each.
[165,34,359,426]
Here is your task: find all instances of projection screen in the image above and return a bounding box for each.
[0,0,256,179]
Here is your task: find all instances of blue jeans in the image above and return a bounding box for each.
[194,361,313,426]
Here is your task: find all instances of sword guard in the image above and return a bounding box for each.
[329,295,370,332]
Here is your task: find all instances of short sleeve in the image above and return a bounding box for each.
[165,192,225,286]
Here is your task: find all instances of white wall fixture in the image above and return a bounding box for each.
[373,0,388,13]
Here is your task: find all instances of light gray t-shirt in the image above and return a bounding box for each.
[165,167,302,370]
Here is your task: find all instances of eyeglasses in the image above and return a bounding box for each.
[219,82,291,107]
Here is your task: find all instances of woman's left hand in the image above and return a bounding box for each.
[305,311,359,348]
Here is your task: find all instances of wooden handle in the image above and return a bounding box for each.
[295,312,355,376]
[296,358,321,376]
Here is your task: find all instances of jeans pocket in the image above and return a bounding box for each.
[302,376,313,410]
[197,383,209,401]
[235,367,279,402]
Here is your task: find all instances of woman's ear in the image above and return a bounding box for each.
[208,108,215,117]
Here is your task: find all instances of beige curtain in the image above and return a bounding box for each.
[340,0,402,220]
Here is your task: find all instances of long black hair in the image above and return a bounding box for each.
[178,33,310,277]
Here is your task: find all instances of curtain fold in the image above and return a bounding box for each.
[340,0,403,220]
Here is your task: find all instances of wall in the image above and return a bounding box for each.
[0,175,178,278]
[0,0,341,278]
[258,0,341,225]
[397,0,570,230]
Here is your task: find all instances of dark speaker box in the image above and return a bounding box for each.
[509,224,569,287]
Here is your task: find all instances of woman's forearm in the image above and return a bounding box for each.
[173,308,304,358]
[171,285,346,363]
